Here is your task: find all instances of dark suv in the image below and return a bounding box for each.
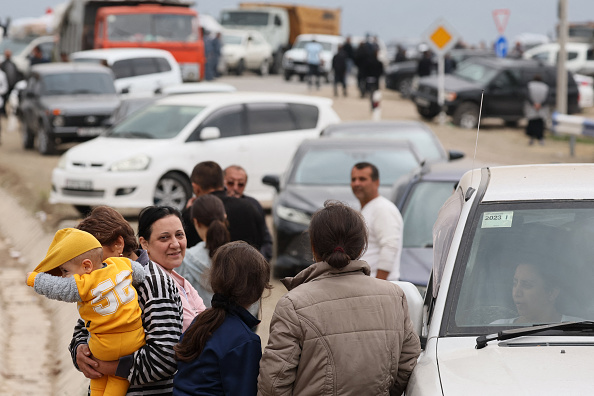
[19,63,120,155]
[411,57,580,128]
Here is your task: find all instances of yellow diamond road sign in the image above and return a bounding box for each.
[424,18,459,54]
[430,26,452,50]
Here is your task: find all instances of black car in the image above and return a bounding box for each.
[262,138,422,278]
[320,120,464,164]
[18,63,120,155]
[411,57,580,129]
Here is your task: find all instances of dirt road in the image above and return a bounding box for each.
[1,77,594,394]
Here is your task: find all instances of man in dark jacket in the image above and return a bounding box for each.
[332,45,348,97]
[182,161,267,253]
[417,50,433,77]
[0,50,23,116]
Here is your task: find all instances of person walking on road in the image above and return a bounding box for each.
[304,38,323,90]
[524,74,549,145]
[332,44,348,97]
[351,162,403,281]
[258,201,420,396]
[0,69,7,145]
[0,50,23,117]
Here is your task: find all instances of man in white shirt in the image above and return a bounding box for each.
[351,162,403,280]
[304,38,323,90]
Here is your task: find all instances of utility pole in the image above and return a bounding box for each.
[557,0,571,154]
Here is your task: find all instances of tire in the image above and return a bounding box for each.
[453,102,480,129]
[298,74,305,82]
[235,59,245,76]
[258,59,270,76]
[284,70,292,81]
[37,123,55,155]
[398,78,413,98]
[74,205,92,216]
[417,105,439,121]
[270,51,283,75]
[22,124,34,150]
[154,172,192,211]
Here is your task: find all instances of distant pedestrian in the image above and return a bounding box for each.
[304,38,323,89]
[29,45,49,66]
[355,34,375,97]
[332,44,348,97]
[444,53,457,74]
[394,45,407,62]
[1,49,23,116]
[211,32,222,78]
[364,49,384,106]
[0,69,7,144]
[203,29,215,81]
[417,50,433,77]
[524,75,550,145]
[343,36,355,76]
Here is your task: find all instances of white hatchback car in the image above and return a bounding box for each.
[50,92,340,214]
[70,48,182,96]
[220,29,273,75]
[398,164,594,395]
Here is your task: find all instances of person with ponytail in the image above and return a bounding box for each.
[173,241,272,396]
[258,201,421,396]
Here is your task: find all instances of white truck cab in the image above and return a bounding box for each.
[398,164,594,395]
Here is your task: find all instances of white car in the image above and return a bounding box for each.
[70,48,182,96]
[50,92,340,214]
[396,164,594,395]
[220,29,273,75]
[282,34,344,82]
[523,42,594,75]
[0,35,55,75]
[573,73,594,109]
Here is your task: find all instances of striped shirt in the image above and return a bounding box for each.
[69,259,183,395]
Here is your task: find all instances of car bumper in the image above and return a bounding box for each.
[51,126,106,139]
[50,167,157,208]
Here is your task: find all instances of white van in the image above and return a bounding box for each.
[70,48,182,96]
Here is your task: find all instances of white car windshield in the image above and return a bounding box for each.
[42,73,116,95]
[294,41,333,51]
[289,147,418,185]
[446,202,594,334]
[109,104,204,139]
[222,35,243,45]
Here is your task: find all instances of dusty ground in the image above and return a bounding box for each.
[1,76,594,394]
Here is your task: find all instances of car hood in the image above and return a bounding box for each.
[419,74,483,92]
[62,136,173,165]
[400,247,432,286]
[42,95,120,115]
[279,184,359,214]
[437,337,594,395]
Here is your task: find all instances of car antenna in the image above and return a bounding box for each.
[465,89,484,201]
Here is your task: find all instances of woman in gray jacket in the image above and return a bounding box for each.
[258,201,421,396]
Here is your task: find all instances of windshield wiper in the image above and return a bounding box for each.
[476,321,594,349]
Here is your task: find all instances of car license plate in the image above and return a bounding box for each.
[295,65,309,74]
[77,127,104,137]
[415,97,430,107]
[66,179,93,190]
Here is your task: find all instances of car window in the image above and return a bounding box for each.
[39,42,55,60]
[112,59,134,79]
[446,202,594,334]
[196,104,244,139]
[110,104,204,139]
[588,49,594,61]
[223,34,243,45]
[289,103,319,129]
[132,57,160,76]
[531,51,550,61]
[557,51,579,62]
[290,147,419,186]
[156,57,172,72]
[402,181,457,249]
[246,103,298,134]
[491,71,519,88]
[41,72,116,95]
[454,62,499,83]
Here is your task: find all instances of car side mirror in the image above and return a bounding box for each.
[448,150,465,161]
[262,174,280,192]
[200,126,221,140]
[120,87,130,94]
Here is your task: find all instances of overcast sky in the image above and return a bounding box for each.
[5,0,594,46]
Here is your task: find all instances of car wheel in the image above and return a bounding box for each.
[298,74,305,82]
[37,123,55,155]
[417,105,438,121]
[259,59,270,76]
[236,59,245,76]
[74,205,92,216]
[453,102,480,129]
[284,70,292,81]
[398,78,413,98]
[154,172,192,211]
[22,124,35,150]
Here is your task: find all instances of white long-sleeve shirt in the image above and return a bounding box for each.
[360,195,403,281]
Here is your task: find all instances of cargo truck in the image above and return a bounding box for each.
[220,3,341,74]
[55,0,205,81]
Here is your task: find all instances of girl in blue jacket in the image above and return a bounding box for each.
[173,241,272,396]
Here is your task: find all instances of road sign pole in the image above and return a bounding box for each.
[438,54,446,125]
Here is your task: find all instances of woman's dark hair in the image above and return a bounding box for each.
[76,205,138,256]
[309,200,367,269]
[191,195,230,257]
[174,241,271,362]
[137,206,184,241]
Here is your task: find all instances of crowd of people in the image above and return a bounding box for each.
[25,157,421,395]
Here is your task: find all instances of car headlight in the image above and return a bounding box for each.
[277,205,311,225]
[53,115,64,127]
[57,154,68,169]
[109,154,151,172]
[445,91,457,102]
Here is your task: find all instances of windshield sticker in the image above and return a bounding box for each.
[481,211,513,228]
